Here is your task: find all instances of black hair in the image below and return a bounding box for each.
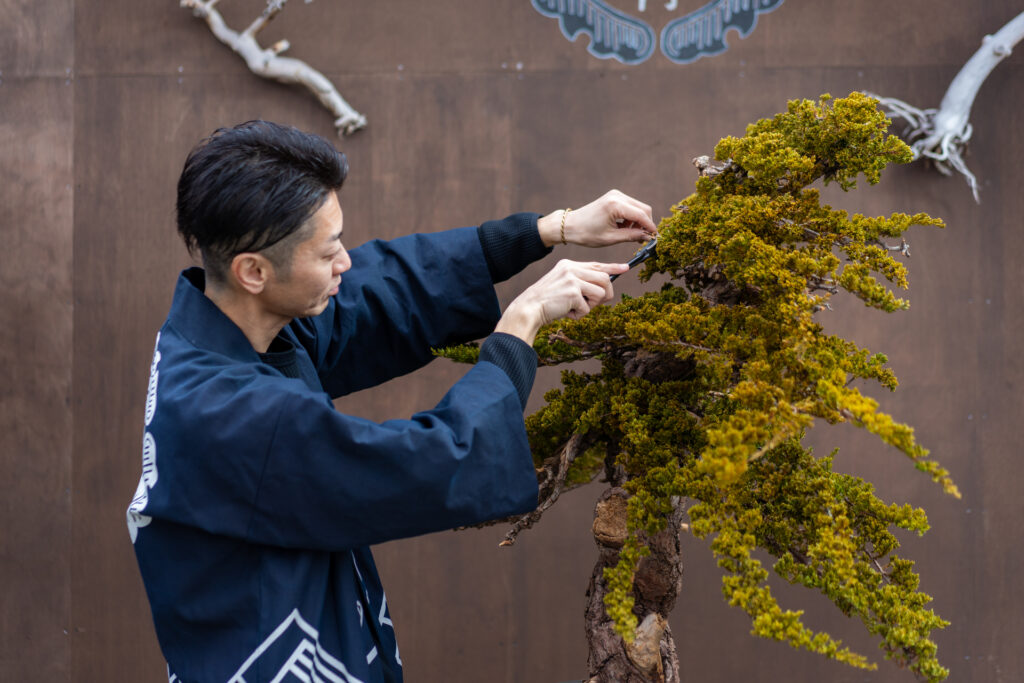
[176,120,348,283]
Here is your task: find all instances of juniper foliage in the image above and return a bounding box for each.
[439,93,956,681]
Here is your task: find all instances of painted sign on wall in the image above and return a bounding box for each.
[531,0,785,65]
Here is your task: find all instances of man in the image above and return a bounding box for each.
[127,120,656,682]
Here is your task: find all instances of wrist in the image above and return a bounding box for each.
[495,299,544,346]
[479,333,538,409]
[537,209,569,248]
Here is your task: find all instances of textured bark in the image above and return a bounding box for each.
[582,152,768,681]
[585,488,684,683]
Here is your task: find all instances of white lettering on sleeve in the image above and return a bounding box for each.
[128,332,162,543]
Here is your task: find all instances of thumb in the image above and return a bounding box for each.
[620,227,654,243]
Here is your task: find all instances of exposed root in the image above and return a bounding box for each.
[867,93,978,202]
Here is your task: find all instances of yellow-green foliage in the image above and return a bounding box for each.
[439,93,956,681]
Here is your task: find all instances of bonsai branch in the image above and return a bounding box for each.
[808,275,839,294]
[499,433,589,547]
[545,330,722,367]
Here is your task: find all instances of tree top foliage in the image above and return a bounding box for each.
[439,92,956,681]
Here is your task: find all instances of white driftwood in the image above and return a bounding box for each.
[866,11,1024,203]
[182,0,367,136]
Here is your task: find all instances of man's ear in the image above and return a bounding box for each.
[230,253,270,295]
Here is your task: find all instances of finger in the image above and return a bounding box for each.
[613,224,654,243]
[582,261,630,276]
[616,202,658,235]
[570,271,615,306]
[575,267,616,298]
[617,193,654,222]
[605,189,653,221]
[594,278,617,304]
[580,281,609,306]
[567,293,591,319]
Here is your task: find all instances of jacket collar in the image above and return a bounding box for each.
[165,268,263,363]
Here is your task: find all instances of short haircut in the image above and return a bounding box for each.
[176,120,348,283]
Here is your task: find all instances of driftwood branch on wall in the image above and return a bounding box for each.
[181,0,367,136]
[867,11,1024,202]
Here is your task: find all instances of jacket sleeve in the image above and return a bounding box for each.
[476,212,551,283]
[290,226,503,397]
[145,359,540,551]
[291,215,553,398]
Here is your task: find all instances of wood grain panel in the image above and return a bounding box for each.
[73,0,1024,77]
[0,0,74,77]
[0,80,74,681]
[41,0,1024,681]
[0,1,75,679]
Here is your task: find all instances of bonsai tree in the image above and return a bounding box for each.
[441,92,958,682]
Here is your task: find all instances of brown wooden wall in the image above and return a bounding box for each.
[3,1,1023,680]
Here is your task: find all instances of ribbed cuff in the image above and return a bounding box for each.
[477,212,551,283]
[479,333,538,410]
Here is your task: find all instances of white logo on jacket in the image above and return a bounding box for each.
[128,332,161,543]
[227,609,365,683]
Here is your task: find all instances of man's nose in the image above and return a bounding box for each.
[334,248,352,274]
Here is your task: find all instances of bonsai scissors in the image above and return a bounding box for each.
[610,236,657,282]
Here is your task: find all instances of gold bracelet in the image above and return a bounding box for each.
[560,208,571,245]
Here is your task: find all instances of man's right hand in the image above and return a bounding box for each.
[494,260,629,345]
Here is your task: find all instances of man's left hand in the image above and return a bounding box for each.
[538,189,657,248]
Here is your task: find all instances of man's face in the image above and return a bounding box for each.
[263,192,351,319]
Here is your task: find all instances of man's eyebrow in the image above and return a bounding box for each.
[327,229,343,243]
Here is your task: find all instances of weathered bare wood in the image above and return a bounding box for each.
[867,11,1024,202]
[181,0,367,135]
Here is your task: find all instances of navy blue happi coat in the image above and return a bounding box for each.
[128,220,544,682]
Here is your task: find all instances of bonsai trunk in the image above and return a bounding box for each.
[585,486,685,682]
[583,256,741,682]
[582,334,712,681]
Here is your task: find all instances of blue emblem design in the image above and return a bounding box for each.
[531,0,657,65]
[531,0,785,65]
[661,0,785,64]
